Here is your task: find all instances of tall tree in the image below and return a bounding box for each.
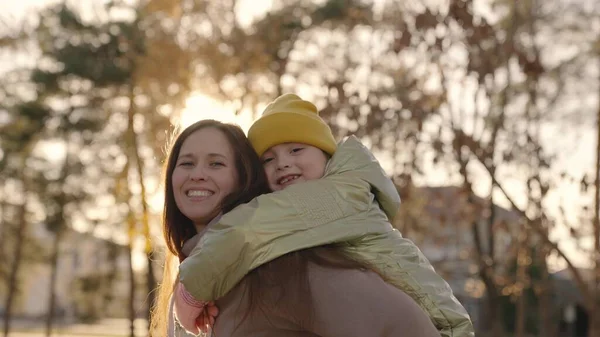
[591,33,600,337]
[29,2,196,334]
[436,1,600,334]
[1,101,49,337]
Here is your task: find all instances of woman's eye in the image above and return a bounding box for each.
[291,147,304,153]
[210,161,225,167]
[178,161,193,167]
[262,157,274,164]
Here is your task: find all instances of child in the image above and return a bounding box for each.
[174,94,474,337]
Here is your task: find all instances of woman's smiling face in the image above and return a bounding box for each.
[171,127,239,230]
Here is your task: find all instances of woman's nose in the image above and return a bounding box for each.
[189,167,207,181]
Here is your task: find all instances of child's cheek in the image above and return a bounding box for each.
[269,183,281,192]
[266,176,278,191]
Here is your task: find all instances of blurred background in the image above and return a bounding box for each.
[0,0,598,336]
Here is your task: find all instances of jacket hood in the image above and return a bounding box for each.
[324,136,401,220]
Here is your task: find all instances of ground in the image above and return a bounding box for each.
[1,318,147,337]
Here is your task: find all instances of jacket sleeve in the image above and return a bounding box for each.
[303,266,440,337]
[168,295,200,337]
[179,175,384,301]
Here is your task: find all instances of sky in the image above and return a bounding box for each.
[3,0,599,271]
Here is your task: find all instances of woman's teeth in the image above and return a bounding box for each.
[187,190,213,197]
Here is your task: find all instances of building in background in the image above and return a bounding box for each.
[0,224,143,323]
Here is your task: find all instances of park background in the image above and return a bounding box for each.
[0,0,599,336]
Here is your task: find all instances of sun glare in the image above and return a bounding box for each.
[180,94,254,132]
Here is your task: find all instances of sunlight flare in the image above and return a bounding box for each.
[179,94,254,132]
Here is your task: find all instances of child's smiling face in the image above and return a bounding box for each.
[261,142,328,191]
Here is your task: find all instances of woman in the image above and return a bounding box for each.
[151,119,269,336]
[152,119,439,336]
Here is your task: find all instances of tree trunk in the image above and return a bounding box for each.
[121,48,140,334]
[146,251,156,334]
[483,279,503,337]
[474,242,504,337]
[589,311,600,337]
[0,182,7,285]
[45,144,70,337]
[2,157,28,337]
[590,45,600,337]
[537,255,556,337]
[44,229,63,337]
[514,230,528,337]
[127,237,136,337]
[469,184,503,337]
[124,59,156,334]
[483,168,503,337]
[0,181,5,259]
[125,115,136,337]
[515,288,526,337]
[130,104,157,334]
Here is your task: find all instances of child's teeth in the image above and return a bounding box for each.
[281,176,299,184]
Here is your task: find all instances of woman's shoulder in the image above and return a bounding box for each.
[306,262,389,294]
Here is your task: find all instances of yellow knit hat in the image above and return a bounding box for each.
[248,94,337,156]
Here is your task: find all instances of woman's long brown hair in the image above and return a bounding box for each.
[241,246,368,330]
[150,120,269,336]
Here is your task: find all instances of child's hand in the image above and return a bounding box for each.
[173,282,207,334]
[195,301,219,333]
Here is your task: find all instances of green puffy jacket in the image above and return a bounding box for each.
[179,136,474,337]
